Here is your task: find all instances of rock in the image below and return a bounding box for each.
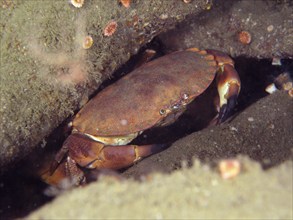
[0,0,209,172]
[123,91,293,177]
[159,0,293,58]
[27,157,293,219]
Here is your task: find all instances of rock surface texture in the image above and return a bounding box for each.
[0,0,292,219]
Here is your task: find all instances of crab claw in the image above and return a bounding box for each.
[217,64,241,123]
[66,133,166,170]
[41,133,166,186]
[40,156,85,187]
[206,50,241,123]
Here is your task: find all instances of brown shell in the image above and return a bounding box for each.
[73,50,217,136]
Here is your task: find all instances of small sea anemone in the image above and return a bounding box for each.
[82,36,93,49]
[238,31,252,45]
[103,20,118,37]
[69,0,84,8]
[120,0,131,8]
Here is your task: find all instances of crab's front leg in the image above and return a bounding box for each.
[66,133,164,170]
[207,50,241,123]
[41,133,164,186]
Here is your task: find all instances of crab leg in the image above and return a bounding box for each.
[206,50,241,123]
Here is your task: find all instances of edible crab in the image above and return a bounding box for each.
[41,48,241,186]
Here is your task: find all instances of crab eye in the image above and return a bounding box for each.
[159,109,166,115]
